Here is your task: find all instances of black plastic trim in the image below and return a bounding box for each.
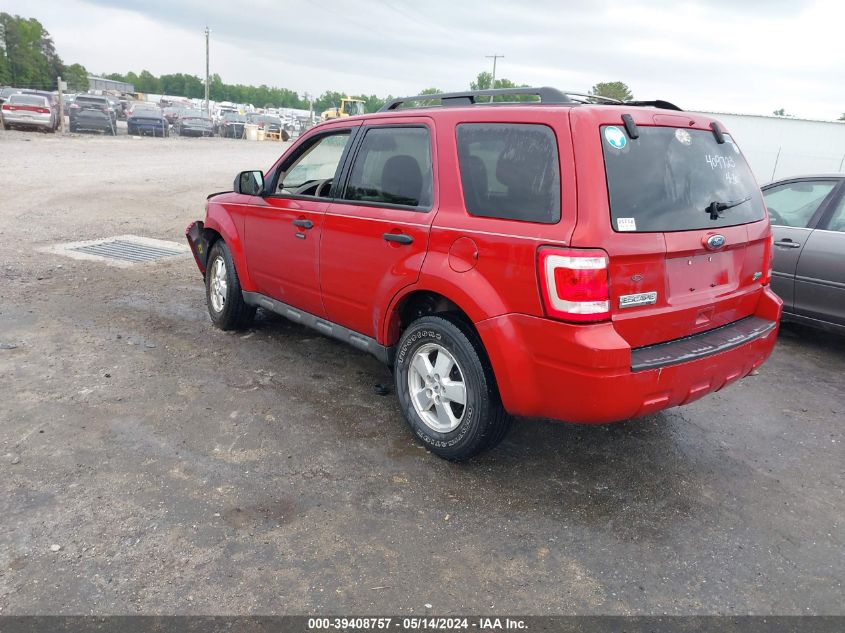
[242,291,394,365]
[630,316,776,372]
[380,87,572,111]
[621,113,639,139]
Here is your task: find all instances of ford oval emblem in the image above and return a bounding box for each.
[705,234,726,250]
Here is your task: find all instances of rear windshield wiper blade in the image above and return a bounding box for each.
[705,195,751,220]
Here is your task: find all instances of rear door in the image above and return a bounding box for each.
[581,113,771,348]
[793,185,845,325]
[762,179,841,311]
[320,119,436,338]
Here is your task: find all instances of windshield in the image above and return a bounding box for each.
[601,125,765,232]
[224,113,246,122]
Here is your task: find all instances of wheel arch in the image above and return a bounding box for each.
[203,205,256,291]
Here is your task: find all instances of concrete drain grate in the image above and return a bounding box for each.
[43,235,190,266]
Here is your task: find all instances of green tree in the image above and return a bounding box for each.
[353,93,389,112]
[839,113,845,121]
[314,90,346,114]
[134,69,160,94]
[773,108,788,117]
[63,63,88,91]
[1,13,52,88]
[590,81,633,102]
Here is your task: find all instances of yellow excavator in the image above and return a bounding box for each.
[320,97,366,121]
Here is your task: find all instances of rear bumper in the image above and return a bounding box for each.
[73,119,111,130]
[185,221,208,274]
[476,286,783,423]
[4,113,52,128]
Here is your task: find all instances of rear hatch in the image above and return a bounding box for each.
[592,118,770,349]
[74,98,110,121]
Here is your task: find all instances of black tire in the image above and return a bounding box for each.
[394,314,511,461]
[69,123,77,133]
[205,241,255,330]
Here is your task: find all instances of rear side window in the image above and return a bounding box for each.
[456,123,560,224]
[602,125,766,232]
[343,127,432,209]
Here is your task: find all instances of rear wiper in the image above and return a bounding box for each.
[705,195,751,220]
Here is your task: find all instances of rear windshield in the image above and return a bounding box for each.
[601,125,765,232]
[76,96,106,104]
[10,95,47,106]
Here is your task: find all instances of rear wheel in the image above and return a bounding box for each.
[205,241,255,330]
[394,315,511,461]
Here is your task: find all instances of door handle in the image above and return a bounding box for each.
[383,233,413,245]
[293,218,313,229]
[774,239,801,248]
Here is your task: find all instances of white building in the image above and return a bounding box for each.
[694,112,845,184]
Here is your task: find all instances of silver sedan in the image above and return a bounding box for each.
[1,94,55,131]
[763,175,845,334]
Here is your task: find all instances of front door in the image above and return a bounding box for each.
[243,127,357,317]
[794,189,845,326]
[320,120,437,339]
[762,179,840,310]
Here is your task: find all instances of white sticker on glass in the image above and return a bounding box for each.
[617,217,637,231]
[674,129,692,146]
[604,126,627,149]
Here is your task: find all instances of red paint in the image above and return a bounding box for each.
[189,103,782,424]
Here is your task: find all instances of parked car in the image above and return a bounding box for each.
[1,93,56,132]
[162,106,184,126]
[19,89,60,130]
[762,175,845,334]
[218,112,247,138]
[185,86,782,461]
[0,86,20,106]
[175,110,214,137]
[69,94,116,134]
[246,113,290,140]
[127,104,168,137]
[106,96,126,120]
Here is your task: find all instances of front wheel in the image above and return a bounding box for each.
[394,315,511,461]
[205,241,255,330]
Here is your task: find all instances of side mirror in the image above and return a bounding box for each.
[234,170,264,196]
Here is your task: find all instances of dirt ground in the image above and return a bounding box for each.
[0,127,843,616]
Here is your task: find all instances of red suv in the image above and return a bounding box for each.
[186,87,782,461]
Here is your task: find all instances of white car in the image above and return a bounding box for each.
[1,94,55,132]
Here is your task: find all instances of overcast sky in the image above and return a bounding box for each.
[6,0,845,120]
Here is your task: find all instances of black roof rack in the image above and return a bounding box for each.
[623,99,682,111]
[378,87,682,112]
[379,87,572,111]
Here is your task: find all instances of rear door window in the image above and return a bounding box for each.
[762,180,837,228]
[456,123,560,223]
[342,126,432,210]
[602,126,766,232]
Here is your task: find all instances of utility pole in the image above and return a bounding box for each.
[57,76,65,133]
[485,54,504,90]
[304,91,313,125]
[204,26,210,115]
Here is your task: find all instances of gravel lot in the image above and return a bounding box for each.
[0,127,843,616]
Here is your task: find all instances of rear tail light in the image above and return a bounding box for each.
[761,234,774,285]
[37,107,50,114]
[538,247,610,322]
